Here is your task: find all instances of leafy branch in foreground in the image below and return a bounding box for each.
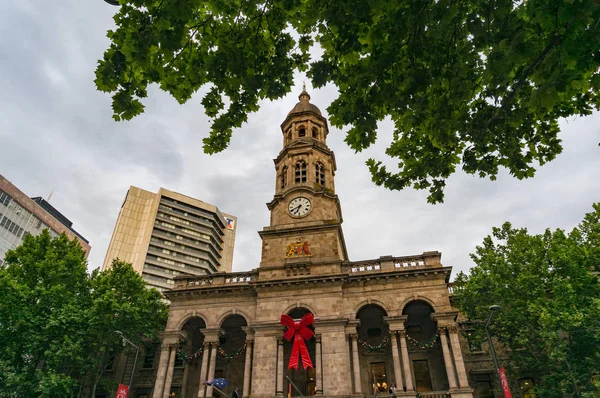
[96,0,600,202]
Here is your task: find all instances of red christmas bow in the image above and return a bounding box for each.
[280,313,314,370]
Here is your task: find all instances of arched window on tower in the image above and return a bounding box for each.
[315,162,325,185]
[298,126,306,137]
[295,160,307,183]
[312,127,319,139]
[280,166,288,189]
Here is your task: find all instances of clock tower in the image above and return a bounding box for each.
[258,89,349,275]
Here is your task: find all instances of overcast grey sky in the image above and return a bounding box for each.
[1,0,598,277]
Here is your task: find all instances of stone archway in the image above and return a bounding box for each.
[283,307,317,397]
[355,304,395,395]
[214,315,248,396]
[402,301,449,393]
[180,317,207,398]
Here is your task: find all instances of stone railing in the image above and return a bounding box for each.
[418,393,449,398]
[393,259,426,268]
[175,272,255,289]
[350,262,381,273]
[344,254,436,275]
[447,282,455,295]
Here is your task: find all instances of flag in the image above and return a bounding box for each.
[116,384,129,398]
[208,378,229,389]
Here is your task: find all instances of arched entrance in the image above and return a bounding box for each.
[402,301,449,392]
[180,317,207,398]
[214,315,248,396]
[283,307,317,397]
[356,304,394,394]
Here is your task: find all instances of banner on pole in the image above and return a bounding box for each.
[116,384,129,398]
[499,367,512,398]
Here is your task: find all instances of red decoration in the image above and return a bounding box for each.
[116,384,129,398]
[280,313,314,369]
[499,368,512,398]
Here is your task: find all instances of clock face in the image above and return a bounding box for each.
[288,197,311,217]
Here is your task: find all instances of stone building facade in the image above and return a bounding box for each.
[136,91,510,398]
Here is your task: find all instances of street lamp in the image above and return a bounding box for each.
[484,305,502,388]
[115,331,140,389]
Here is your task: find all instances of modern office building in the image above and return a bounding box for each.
[101,186,236,292]
[0,174,91,263]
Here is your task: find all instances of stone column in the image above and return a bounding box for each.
[242,340,254,398]
[448,326,470,389]
[350,334,362,394]
[438,327,458,389]
[162,344,178,398]
[276,337,284,397]
[198,342,210,398]
[315,335,323,395]
[205,342,218,397]
[398,331,414,391]
[389,331,403,391]
[152,343,172,398]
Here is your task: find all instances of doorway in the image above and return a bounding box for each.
[412,360,433,392]
[370,362,389,394]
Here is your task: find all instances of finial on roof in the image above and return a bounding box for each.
[298,82,311,102]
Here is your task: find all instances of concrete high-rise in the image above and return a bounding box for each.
[101,186,236,292]
[0,174,91,264]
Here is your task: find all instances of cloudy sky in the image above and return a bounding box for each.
[1,0,598,278]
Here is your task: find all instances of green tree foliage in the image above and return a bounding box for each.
[0,231,168,397]
[453,203,600,397]
[96,0,600,202]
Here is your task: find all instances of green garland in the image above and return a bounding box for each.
[405,332,439,349]
[359,336,390,352]
[177,346,204,362]
[218,342,247,359]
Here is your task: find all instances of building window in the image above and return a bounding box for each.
[280,166,287,189]
[0,216,24,238]
[315,162,325,185]
[464,328,484,353]
[0,190,11,206]
[312,127,319,138]
[295,160,307,183]
[473,374,494,398]
[298,126,306,137]
[142,345,157,368]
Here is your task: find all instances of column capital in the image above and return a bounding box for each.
[346,333,358,342]
[397,330,407,339]
[384,315,408,331]
[437,326,448,334]
[431,311,459,325]
[315,334,322,344]
[203,328,224,343]
[277,337,285,345]
[447,325,459,334]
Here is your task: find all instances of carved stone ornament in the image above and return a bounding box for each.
[397,330,407,339]
[161,344,170,351]
[285,237,312,258]
[315,335,322,344]
[437,326,448,334]
[447,325,459,334]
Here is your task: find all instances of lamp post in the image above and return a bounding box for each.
[115,331,140,388]
[484,305,502,388]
